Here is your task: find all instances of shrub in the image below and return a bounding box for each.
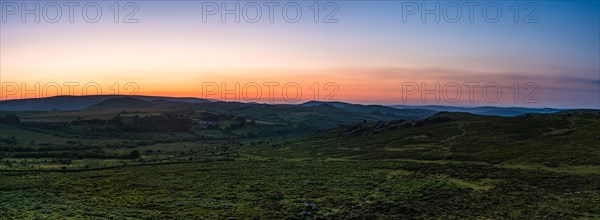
[129,150,141,159]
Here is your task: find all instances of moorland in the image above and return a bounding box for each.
[0,96,598,219]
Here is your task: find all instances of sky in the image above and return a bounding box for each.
[1,0,599,108]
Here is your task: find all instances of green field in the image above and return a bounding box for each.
[1,105,599,219]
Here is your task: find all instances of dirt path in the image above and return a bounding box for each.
[438,123,467,155]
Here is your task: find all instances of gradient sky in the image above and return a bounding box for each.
[1,0,599,108]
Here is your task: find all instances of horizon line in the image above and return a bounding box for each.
[1,94,596,110]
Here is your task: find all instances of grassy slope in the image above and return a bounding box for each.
[246,112,600,166]
[1,111,599,219]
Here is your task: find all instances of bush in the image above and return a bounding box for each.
[0,114,21,125]
[129,150,141,159]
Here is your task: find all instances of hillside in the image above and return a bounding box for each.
[302,101,435,119]
[0,95,211,111]
[1,97,440,135]
[391,105,563,116]
[1,107,599,219]
[249,111,600,166]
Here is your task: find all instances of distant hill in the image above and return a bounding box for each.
[0,97,444,136]
[86,97,161,109]
[0,96,578,119]
[391,105,564,116]
[0,95,211,111]
[187,101,434,131]
[301,101,436,119]
[0,95,566,120]
[553,109,600,115]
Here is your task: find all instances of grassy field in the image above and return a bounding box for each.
[1,107,599,219]
[1,160,598,219]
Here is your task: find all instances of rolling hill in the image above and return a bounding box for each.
[0,95,211,111]
[251,111,600,166]
[391,105,563,116]
[1,98,598,219]
[302,101,435,119]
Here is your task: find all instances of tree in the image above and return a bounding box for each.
[0,114,21,125]
[0,136,17,145]
[129,150,141,159]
